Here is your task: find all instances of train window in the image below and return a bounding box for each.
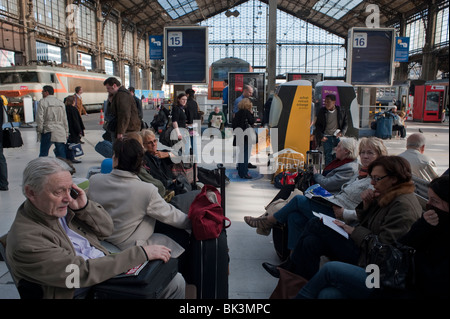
[0,72,38,84]
[20,72,39,83]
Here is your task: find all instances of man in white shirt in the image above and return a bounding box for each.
[398,133,439,181]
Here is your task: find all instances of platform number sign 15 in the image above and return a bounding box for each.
[168,32,183,47]
[354,33,367,48]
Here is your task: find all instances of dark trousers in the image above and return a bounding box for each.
[392,125,406,138]
[237,138,249,178]
[290,217,360,280]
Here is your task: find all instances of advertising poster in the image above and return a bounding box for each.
[228,72,266,123]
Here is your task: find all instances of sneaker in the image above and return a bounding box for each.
[71,159,82,164]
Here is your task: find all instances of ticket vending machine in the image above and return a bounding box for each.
[413,79,448,122]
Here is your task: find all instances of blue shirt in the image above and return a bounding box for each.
[59,216,105,260]
[233,94,244,114]
[222,86,228,105]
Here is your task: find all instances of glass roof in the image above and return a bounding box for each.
[312,0,364,20]
[157,0,199,19]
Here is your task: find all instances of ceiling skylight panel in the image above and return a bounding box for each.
[157,0,198,19]
[313,0,363,20]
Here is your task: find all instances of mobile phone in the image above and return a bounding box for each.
[70,188,79,199]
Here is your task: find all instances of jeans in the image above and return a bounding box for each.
[0,142,8,189]
[290,217,360,280]
[39,132,66,158]
[296,261,374,299]
[322,135,340,166]
[237,138,249,177]
[273,195,334,250]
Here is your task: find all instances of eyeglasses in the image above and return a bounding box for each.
[370,175,388,183]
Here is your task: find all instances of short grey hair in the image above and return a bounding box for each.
[406,133,426,149]
[339,137,359,160]
[22,157,72,196]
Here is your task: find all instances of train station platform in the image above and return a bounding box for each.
[1,109,448,300]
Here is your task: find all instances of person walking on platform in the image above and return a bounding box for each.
[103,77,141,142]
[36,85,68,159]
[74,86,87,116]
[222,79,229,123]
[314,94,348,166]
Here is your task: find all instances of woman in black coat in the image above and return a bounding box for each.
[65,95,85,163]
[232,98,255,179]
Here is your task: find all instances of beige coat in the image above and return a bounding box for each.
[36,95,68,143]
[398,149,439,182]
[87,169,191,254]
[5,200,148,299]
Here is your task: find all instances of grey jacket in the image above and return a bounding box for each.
[313,160,359,194]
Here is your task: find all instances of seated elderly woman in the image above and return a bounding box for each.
[245,137,387,251]
[262,156,422,281]
[141,129,191,195]
[87,138,191,260]
[296,174,449,299]
[245,137,360,235]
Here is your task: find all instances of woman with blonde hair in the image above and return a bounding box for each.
[232,98,255,179]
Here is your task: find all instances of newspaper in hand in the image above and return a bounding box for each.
[211,115,222,128]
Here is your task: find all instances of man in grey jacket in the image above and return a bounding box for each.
[36,85,68,158]
[4,157,185,299]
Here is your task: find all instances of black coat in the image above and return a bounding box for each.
[185,98,199,124]
[314,105,348,146]
[398,212,450,298]
[65,105,85,143]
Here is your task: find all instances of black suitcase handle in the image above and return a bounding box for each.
[217,163,226,215]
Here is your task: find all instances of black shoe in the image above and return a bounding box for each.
[262,262,280,278]
[71,159,82,164]
[242,174,252,179]
[0,186,8,191]
[248,163,257,169]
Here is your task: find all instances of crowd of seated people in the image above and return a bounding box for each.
[244,137,388,257]
[296,174,449,299]
[2,116,447,300]
[263,156,423,284]
[244,137,360,236]
[3,157,185,299]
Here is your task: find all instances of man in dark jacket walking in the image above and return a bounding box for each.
[103,77,141,141]
[314,94,348,166]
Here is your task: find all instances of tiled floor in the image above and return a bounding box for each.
[1,111,448,299]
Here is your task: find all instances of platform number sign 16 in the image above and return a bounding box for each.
[168,32,183,47]
[354,33,368,48]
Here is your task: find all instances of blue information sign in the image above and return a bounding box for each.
[149,35,163,60]
[394,37,410,62]
[164,26,208,84]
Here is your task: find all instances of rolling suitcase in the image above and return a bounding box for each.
[188,164,229,299]
[375,114,393,139]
